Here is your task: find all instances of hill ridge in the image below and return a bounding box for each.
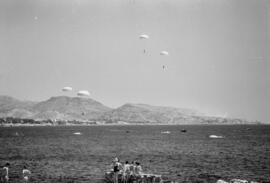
[0,95,258,124]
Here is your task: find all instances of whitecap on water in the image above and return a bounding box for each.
[161,131,171,134]
[209,135,224,139]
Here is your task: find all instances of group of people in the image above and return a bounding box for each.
[111,157,143,183]
[0,163,31,183]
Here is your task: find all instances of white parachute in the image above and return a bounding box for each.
[160,51,169,70]
[160,51,169,56]
[139,34,150,54]
[77,90,90,97]
[62,87,73,92]
[139,34,149,39]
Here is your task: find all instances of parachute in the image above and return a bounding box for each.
[77,90,90,97]
[160,51,169,56]
[139,34,149,54]
[62,87,72,92]
[160,51,169,70]
[139,34,149,39]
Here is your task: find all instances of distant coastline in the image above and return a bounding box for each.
[0,117,263,127]
[0,95,262,126]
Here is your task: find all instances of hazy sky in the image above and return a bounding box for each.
[0,0,269,122]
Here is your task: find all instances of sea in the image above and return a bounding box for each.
[0,125,269,183]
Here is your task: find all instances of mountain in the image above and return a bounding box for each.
[100,103,204,124]
[0,96,36,118]
[32,96,111,121]
[0,96,36,112]
[0,95,111,121]
[100,103,254,124]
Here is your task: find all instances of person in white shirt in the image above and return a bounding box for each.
[134,162,143,176]
[22,166,31,182]
[122,161,130,183]
[1,163,10,183]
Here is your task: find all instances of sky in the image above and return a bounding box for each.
[0,0,269,123]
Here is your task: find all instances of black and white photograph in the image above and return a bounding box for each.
[0,0,269,182]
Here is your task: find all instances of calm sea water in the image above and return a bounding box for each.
[0,125,269,183]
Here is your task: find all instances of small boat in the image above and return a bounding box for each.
[73,132,82,135]
[181,129,187,133]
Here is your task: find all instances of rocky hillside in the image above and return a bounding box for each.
[99,103,254,124]
[0,96,36,118]
[0,96,36,112]
[0,96,111,121]
[100,103,203,124]
[32,96,111,121]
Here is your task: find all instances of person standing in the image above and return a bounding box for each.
[112,157,122,183]
[134,162,142,176]
[22,166,31,182]
[1,163,10,183]
[128,161,137,183]
[122,161,130,183]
